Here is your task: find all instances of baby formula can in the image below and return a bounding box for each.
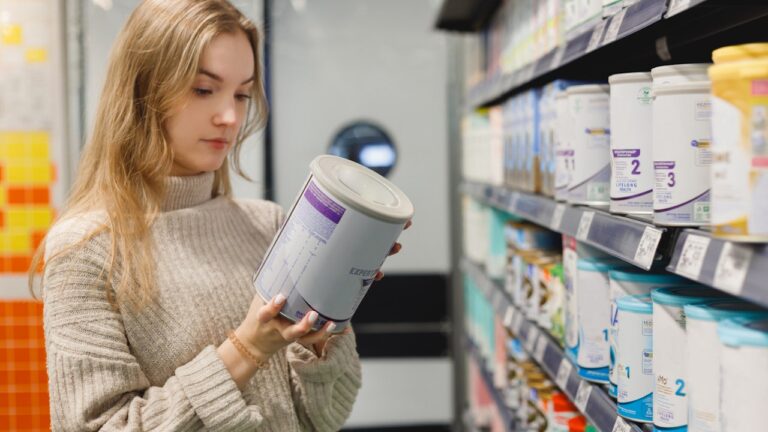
[576,258,631,383]
[555,92,573,202]
[717,317,768,432]
[652,81,713,226]
[253,155,414,332]
[567,85,611,206]
[651,64,711,87]
[651,287,729,431]
[608,271,689,399]
[684,300,768,432]
[617,294,654,423]
[709,53,768,241]
[609,72,654,214]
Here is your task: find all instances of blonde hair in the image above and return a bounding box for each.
[29,0,268,307]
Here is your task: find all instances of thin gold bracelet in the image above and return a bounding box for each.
[227,330,269,369]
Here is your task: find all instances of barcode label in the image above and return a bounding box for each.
[526,327,539,352]
[551,204,566,230]
[676,234,711,279]
[577,211,595,241]
[512,312,524,335]
[612,416,633,432]
[634,227,663,269]
[586,19,608,53]
[713,242,753,294]
[575,381,592,412]
[556,359,573,389]
[534,334,548,362]
[603,8,627,44]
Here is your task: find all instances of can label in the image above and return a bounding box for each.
[653,94,712,225]
[564,243,579,360]
[576,266,611,382]
[254,177,402,331]
[617,310,654,423]
[653,303,689,429]
[568,90,611,205]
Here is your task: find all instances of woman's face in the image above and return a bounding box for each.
[166,31,255,176]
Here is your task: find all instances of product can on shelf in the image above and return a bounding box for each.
[253,155,414,333]
[607,271,689,399]
[555,92,573,202]
[684,300,768,432]
[652,81,713,226]
[616,294,654,423]
[609,72,654,214]
[651,286,729,431]
[567,84,611,206]
[717,317,768,432]
[709,50,768,241]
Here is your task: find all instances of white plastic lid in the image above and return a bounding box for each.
[608,72,652,84]
[651,63,712,78]
[310,155,414,223]
[566,84,609,95]
[652,80,711,95]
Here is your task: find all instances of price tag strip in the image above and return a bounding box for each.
[556,359,573,389]
[713,242,754,295]
[534,333,548,362]
[612,416,633,432]
[575,381,593,412]
[603,8,626,44]
[586,19,608,53]
[549,46,566,70]
[577,211,595,241]
[676,234,711,279]
[634,226,663,269]
[503,306,515,328]
[526,326,539,352]
[512,312,525,336]
[551,203,566,231]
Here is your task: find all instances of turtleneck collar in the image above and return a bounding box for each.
[162,171,216,211]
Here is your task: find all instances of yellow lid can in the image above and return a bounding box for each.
[712,43,768,64]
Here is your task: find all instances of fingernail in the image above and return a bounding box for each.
[274,294,286,305]
[326,322,337,333]
[307,311,318,324]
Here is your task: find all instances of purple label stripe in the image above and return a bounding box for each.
[612,149,641,158]
[610,189,652,201]
[304,180,346,224]
[568,164,610,191]
[654,161,676,169]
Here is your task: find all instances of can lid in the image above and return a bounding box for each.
[608,270,688,285]
[712,43,768,64]
[577,257,631,272]
[684,299,768,321]
[310,155,414,223]
[708,63,743,81]
[651,286,730,306]
[608,72,652,84]
[617,294,653,314]
[718,317,768,347]
[652,81,711,95]
[566,84,609,95]
[651,63,711,78]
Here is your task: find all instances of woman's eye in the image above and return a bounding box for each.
[236,93,252,102]
[193,88,212,96]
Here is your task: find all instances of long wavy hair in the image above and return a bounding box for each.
[29,0,268,308]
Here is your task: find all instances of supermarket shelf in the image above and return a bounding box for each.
[667,229,768,308]
[465,338,515,432]
[462,258,651,432]
[462,182,669,270]
[466,0,768,109]
[434,0,501,32]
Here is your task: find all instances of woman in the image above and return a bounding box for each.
[32,1,404,430]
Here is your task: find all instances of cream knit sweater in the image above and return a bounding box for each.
[42,172,361,431]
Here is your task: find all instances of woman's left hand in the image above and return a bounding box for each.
[298,219,413,355]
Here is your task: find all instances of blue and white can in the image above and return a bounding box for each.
[617,294,654,423]
[651,287,729,431]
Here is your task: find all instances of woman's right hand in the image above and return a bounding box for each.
[236,294,328,361]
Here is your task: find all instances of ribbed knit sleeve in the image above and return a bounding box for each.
[286,333,362,432]
[43,225,261,432]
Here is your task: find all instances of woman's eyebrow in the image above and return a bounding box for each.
[198,68,255,84]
